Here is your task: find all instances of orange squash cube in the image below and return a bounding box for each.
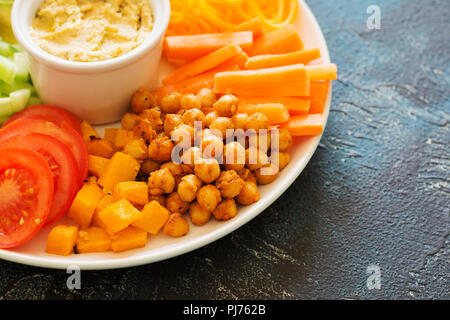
[113,181,149,205]
[114,129,135,149]
[46,225,78,256]
[87,138,115,158]
[92,194,115,228]
[111,226,148,253]
[76,227,112,253]
[104,128,119,144]
[88,155,110,177]
[68,182,103,227]
[98,199,142,234]
[80,120,100,144]
[132,200,170,235]
[98,152,140,193]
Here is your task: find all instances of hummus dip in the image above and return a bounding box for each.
[30,0,153,62]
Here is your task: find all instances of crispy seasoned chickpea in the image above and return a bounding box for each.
[140,159,160,175]
[131,88,156,113]
[163,213,189,237]
[181,146,202,169]
[194,158,221,183]
[148,194,166,207]
[197,88,217,109]
[271,151,290,170]
[197,185,221,211]
[254,163,279,185]
[164,114,183,136]
[201,132,224,160]
[245,112,269,131]
[160,92,181,113]
[148,168,175,195]
[140,108,163,132]
[180,93,202,110]
[213,94,238,117]
[171,124,194,146]
[238,167,257,184]
[148,136,174,162]
[160,161,184,178]
[276,128,293,151]
[124,138,148,160]
[232,113,249,130]
[209,117,234,139]
[213,199,237,221]
[237,181,259,205]
[182,108,205,128]
[248,131,271,152]
[204,110,219,128]
[223,141,246,172]
[245,146,269,171]
[133,118,155,143]
[189,201,211,226]
[216,170,245,199]
[121,113,140,130]
[166,192,190,214]
[177,174,203,202]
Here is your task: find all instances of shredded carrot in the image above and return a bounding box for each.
[245,49,321,70]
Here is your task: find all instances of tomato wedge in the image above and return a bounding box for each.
[0,119,88,183]
[0,147,54,248]
[3,105,82,136]
[0,133,80,225]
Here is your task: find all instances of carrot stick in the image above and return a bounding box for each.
[306,64,338,81]
[238,96,310,114]
[214,64,310,97]
[250,24,303,56]
[237,103,290,124]
[245,49,321,70]
[309,81,330,114]
[163,45,243,85]
[164,32,253,61]
[281,114,324,136]
[220,51,249,69]
[230,17,265,38]
[167,59,187,67]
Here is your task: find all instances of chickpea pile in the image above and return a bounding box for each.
[123,87,293,237]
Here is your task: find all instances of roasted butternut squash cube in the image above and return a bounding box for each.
[98,152,140,193]
[87,138,115,158]
[132,200,170,235]
[68,182,103,227]
[76,227,112,253]
[92,194,115,228]
[111,226,148,253]
[113,181,149,205]
[46,225,78,256]
[104,128,119,144]
[88,155,110,177]
[80,120,99,144]
[98,199,142,234]
[114,129,135,150]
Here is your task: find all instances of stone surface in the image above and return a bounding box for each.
[0,0,448,299]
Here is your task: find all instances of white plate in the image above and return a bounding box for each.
[0,0,331,270]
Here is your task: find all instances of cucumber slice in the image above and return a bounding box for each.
[26,96,42,107]
[0,79,33,96]
[0,54,15,84]
[0,39,14,56]
[0,96,12,116]
[10,88,31,112]
[13,52,29,81]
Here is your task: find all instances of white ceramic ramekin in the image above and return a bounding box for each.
[11,0,170,125]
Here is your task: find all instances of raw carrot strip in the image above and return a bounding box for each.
[245,49,321,70]
[214,64,310,97]
[238,96,310,114]
[163,45,243,85]
[250,24,303,56]
[231,17,265,37]
[237,103,290,124]
[220,51,249,69]
[306,64,338,81]
[309,81,330,114]
[281,114,324,136]
[167,59,187,67]
[164,32,253,61]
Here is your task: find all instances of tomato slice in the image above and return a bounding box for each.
[0,119,88,183]
[0,147,54,248]
[3,105,82,136]
[0,133,80,225]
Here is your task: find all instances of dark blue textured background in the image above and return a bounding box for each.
[0,0,448,299]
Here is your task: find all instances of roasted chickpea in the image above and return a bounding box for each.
[197,185,221,211]
[271,151,290,170]
[213,199,237,221]
[180,146,202,169]
[189,201,212,226]
[182,108,205,128]
[140,159,160,175]
[140,108,163,132]
[148,194,166,207]
[180,93,202,110]
[133,118,155,143]
[148,136,174,162]
[121,113,140,130]
[177,174,203,202]
[237,181,259,205]
[245,112,269,131]
[194,158,221,183]
[248,131,271,152]
[166,192,190,214]
[160,161,184,178]
[124,138,148,160]
[131,88,156,113]
[245,146,269,171]
[254,163,279,185]
[164,114,183,136]
[148,168,175,195]
[216,170,245,199]
[163,213,189,237]
[171,124,194,146]
[223,142,246,172]
[204,110,219,128]
[197,88,217,109]
[201,132,224,160]
[160,92,181,113]
[213,94,238,117]
[232,113,249,130]
[209,117,234,139]
[276,128,293,151]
